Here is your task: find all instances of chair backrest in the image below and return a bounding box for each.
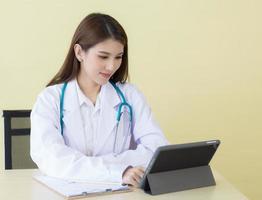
[2,110,37,169]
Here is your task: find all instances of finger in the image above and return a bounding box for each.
[134,171,144,180]
[132,168,144,178]
[136,166,145,172]
[127,176,138,187]
[132,172,142,184]
[135,167,145,176]
[127,170,142,186]
[130,177,140,187]
[123,172,138,186]
[126,169,141,183]
[136,169,145,178]
[122,168,144,186]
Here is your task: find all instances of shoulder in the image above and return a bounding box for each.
[115,82,147,104]
[32,83,67,114]
[116,82,141,95]
[31,83,65,125]
[37,83,64,103]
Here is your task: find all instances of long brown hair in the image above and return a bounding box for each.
[47,13,129,86]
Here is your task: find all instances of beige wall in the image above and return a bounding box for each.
[0,117,3,169]
[0,0,261,199]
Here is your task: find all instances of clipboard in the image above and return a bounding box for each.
[33,171,133,199]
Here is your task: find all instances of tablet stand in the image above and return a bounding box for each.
[143,165,216,195]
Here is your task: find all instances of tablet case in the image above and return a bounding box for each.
[142,140,220,195]
[143,165,215,195]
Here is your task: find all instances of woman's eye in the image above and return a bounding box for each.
[115,56,122,60]
[99,55,108,59]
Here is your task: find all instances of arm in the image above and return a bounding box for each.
[101,84,169,168]
[30,88,127,182]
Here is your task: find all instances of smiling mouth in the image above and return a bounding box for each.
[99,72,111,79]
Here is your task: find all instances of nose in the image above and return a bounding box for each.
[105,65,114,72]
[105,59,118,71]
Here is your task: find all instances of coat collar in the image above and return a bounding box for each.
[62,79,122,155]
[63,79,120,112]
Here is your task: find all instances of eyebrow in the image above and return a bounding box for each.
[98,51,124,55]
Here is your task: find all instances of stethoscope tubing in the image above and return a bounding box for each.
[59,80,133,137]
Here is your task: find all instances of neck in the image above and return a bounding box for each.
[77,73,101,105]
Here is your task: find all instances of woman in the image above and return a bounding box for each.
[30,13,168,187]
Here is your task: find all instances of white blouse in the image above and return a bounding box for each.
[76,81,101,156]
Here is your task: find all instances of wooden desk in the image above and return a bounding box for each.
[0,169,248,200]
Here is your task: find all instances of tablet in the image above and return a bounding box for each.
[140,139,220,189]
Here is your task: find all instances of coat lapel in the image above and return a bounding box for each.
[60,80,122,155]
[93,82,121,155]
[62,80,86,153]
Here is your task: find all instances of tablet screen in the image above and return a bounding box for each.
[140,140,220,188]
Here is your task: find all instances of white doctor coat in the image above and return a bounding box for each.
[30,79,168,182]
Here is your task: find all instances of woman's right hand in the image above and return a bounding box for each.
[122,166,145,187]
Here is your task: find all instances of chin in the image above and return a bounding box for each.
[96,79,109,86]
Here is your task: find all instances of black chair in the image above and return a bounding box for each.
[2,110,37,169]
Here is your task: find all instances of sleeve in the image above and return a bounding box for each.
[30,88,127,182]
[101,84,169,168]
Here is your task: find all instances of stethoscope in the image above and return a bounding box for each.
[59,80,133,156]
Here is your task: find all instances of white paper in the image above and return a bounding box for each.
[33,172,130,198]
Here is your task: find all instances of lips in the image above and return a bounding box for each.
[99,72,111,79]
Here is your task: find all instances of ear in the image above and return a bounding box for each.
[74,44,84,62]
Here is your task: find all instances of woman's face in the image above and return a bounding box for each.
[75,38,124,86]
